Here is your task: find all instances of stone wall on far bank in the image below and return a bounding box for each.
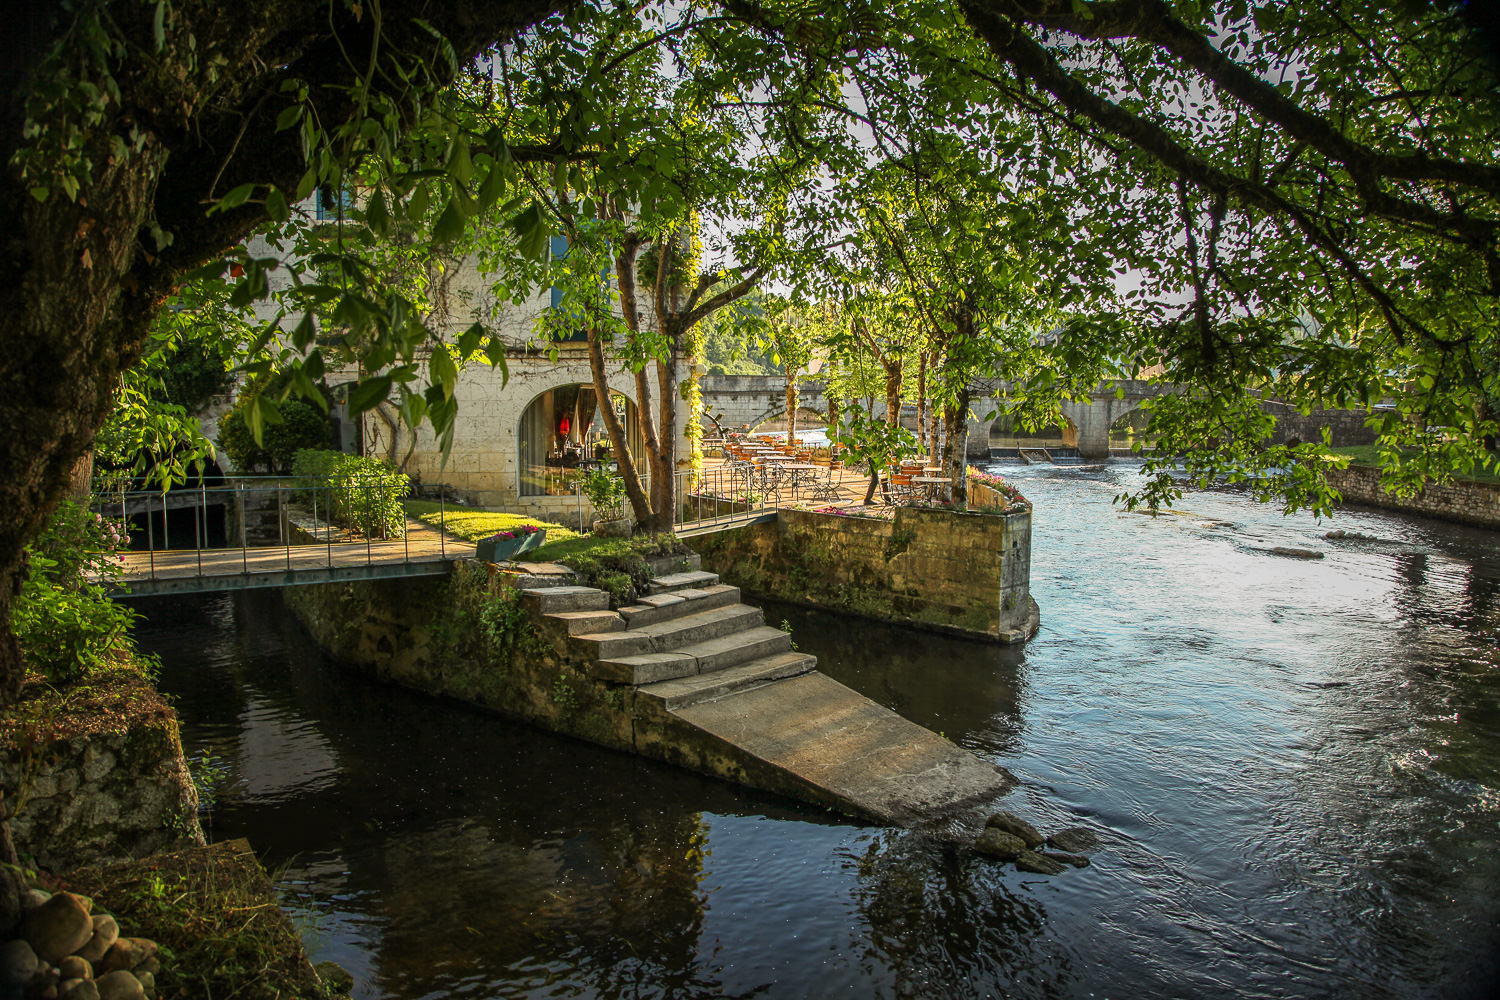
[1329,465,1500,530]
[688,505,1036,643]
[0,669,204,872]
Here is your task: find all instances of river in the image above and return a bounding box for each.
[128,461,1500,1000]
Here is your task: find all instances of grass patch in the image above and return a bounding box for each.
[55,839,334,999]
[0,660,171,750]
[1329,446,1500,486]
[531,533,695,606]
[402,500,580,545]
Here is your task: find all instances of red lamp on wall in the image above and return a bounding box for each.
[559,414,571,436]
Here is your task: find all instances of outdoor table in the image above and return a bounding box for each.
[912,476,953,502]
[782,462,821,495]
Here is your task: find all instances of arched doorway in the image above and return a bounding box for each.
[518,384,646,496]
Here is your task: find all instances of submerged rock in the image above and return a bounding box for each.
[1014,850,1067,875]
[1047,827,1101,853]
[1044,851,1091,868]
[973,829,1027,860]
[984,811,1043,848]
[1269,546,1324,560]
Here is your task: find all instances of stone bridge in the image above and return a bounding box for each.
[698,375,1170,458]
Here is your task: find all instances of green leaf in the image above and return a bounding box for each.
[28,186,48,203]
[266,187,289,223]
[275,104,303,132]
[457,322,484,358]
[429,347,458,399]
[433,199,467,245]
[366,190,392,236]
[216,183,256,213]
[152,0,167,51]
[346,376,393,414]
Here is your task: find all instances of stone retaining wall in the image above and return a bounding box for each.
[0,674,203,872]
[689,506,1035,642]
[1329,465,1500,529]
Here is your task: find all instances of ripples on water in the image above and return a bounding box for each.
[130,463,1500,1000]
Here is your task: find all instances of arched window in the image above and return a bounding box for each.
[518,385,645,496]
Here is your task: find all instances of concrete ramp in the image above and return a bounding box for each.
[673,670,1013,830]
[531,570,1014,835]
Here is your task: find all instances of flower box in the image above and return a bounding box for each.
[475,527,546,563]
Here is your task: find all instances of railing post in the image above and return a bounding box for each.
[439,491,446,560]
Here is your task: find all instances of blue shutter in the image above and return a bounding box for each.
[549,235,568,310]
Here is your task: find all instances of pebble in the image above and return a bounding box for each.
[984,811,1043,848]
[62,980,101,1000]
[25,893,95,963]
[58,955,92,980]
[0,938,38,985]
[77,915,119,964]
[95,970,146,1000]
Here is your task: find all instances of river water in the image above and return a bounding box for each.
[128,462,1500,1000]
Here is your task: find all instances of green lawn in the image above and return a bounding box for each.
[402,500,580,546]
[1329,446,1500,486]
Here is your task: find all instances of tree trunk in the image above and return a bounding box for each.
[652,352,678,534]
[587,328,650,524]
[916,351,928,456]
[883,357,903,426]
[786,370,798,446]
[827,397,841,459]
[941,383,972,509]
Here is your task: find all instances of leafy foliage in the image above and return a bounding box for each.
[11,502,138,685]
[218,396,331,475]
[290,450,411,538]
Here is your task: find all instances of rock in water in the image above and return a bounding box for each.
[1270,546,1323,559]
[1044,852,1091,868]
[95,970,146,1000]
[984,811,1043,848]
[973,829,1027,859]
[77,915,119,963]
[1014,850,1067,875]
[0,938,39,986]
[25,893,94,963]
[1047,827,1101,853]
[315,961,355,994]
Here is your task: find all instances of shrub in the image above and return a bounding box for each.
[11,501,140,684]
[581,468,626,521]
[291,449,410,538]
[217,396,331,474]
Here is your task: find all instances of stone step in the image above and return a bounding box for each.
[543,609,625,636]
[522,586,610,615]
[592,650,700,685]
[634,603,764,650]
[592,625,793,685]
[618,584,741,629]
[570,629,655,661]
[637,652,817,710]
[646,570,720,596]
[673,625,792,674]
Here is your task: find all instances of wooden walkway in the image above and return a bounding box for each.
[108,519,459,597]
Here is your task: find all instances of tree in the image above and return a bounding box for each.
[0,0,560,702]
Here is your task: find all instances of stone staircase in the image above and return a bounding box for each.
[523,570,1014,834]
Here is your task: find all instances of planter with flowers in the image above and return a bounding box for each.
[475,524,547,563]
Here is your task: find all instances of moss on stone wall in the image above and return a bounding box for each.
[689,507,1033,642]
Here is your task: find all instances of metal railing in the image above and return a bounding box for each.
[90,475,449,586]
